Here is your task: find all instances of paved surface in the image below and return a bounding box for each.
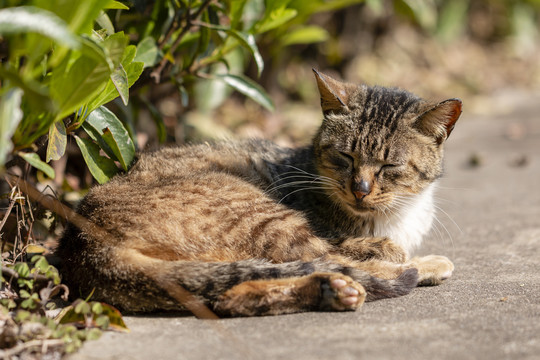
[71,92,540,360]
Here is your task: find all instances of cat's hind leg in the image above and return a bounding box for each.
[213,272,365,317]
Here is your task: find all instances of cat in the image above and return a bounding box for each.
[56,70,462,317]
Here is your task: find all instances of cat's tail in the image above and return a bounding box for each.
[100,249,419,313]
[357,268,419,301]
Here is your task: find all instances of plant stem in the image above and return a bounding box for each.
[150,0,213,83]
[0,339,65,358]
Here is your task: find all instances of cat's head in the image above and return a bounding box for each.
[312,70,462,216]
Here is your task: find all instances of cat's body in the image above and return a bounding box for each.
[57,71,461,317]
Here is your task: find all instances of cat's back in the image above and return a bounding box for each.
[125,139,289,182]
[59,139,306,261]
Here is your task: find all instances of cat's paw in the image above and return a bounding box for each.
[340,237,407,263]
[407,255,454,286]
[317,273,366,311]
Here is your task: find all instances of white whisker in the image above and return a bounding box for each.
[278,187,329,204]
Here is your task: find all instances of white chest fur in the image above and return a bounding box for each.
[372,183,437,256]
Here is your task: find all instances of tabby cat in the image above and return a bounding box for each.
[57,70,462,317]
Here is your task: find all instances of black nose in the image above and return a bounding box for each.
[352,179,371,199]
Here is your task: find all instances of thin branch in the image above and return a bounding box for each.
[0,197,16,235]
[0,339,64,358]
[150,0,213,84]
[1,266,51,284]
[158,3,183,51]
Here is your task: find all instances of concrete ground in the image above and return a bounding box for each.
[71,91,540,360]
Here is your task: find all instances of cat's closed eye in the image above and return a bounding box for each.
[377,164,399,175]
[376,163,403,180]
[324,151,353,170]
[338,151,354,164]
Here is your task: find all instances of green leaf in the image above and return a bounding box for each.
[110,65,129,105]
[103,32,128,69]
[79,36,110,66]
[0,67,55,112]
[32,255,50,273]
[436,0,469,42]
[95,315,110,329]
[84,106,135,171]
[13,263,30,278]
[56,306,78,324]
[75,300,91,315]
[15,310,31,322]
[21,297,38,310]
[290,0,364,16]
[18,152,55,179]
[87,328,103,340]
[46,121,67,162]
[37,0,110,36]
[230,0,248,29]
[81,121,114,160]
[100,303,129,332]
[96,11,115,35]
[217,74,274,111]
[280,25,329,46]
[57,302,128,332]
[395,0,437,31]
[91,302,104,315]
[87,53,143,112]
[124,60,144,86]
[195,22,264,77]
[255,8,297,34]
[104,0,130,10]
[88,63,143,111]
[51,39,112,119]
[134,37,159,68]
[75,135,119,184]
[101,128,131,171]
[122,45,137,65]
[0,6,79,48]
[0,88,23,167]
[227,30,264,77]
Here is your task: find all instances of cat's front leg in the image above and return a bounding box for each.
[406,255,454,286]
[337,237,408,263]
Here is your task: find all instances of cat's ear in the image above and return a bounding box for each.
[415,99,462,144]
[312,69,355,113]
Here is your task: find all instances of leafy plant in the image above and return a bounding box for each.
[0,0,143,184]
[1,0,367,185]
[0,255,128,357]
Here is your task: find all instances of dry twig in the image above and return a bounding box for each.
[0,338,64,359]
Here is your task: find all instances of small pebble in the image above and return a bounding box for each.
[509,155,529,168]
[467,153,483,168]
